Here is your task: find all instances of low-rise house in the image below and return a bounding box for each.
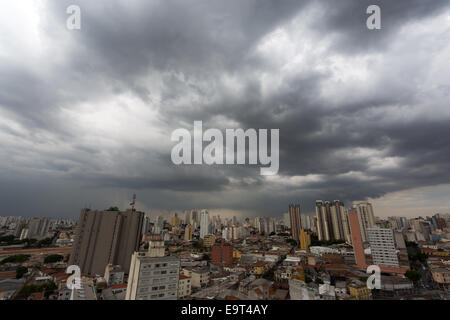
[348,280,372,300]
[431,267,450,289]
[178,274,192,299]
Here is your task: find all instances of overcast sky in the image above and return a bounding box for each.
[1,0,450,220]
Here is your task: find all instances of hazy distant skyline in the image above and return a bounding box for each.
[1,1,450,219]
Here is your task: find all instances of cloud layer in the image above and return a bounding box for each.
[1,0,450,218]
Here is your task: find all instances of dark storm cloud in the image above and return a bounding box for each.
[0,0,449,217]
[307,0,450,54]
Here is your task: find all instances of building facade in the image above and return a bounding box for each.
[367,227,400,268]
[289,204,302,241]
[211,241,233,266]
[126,241,180,300]
[69,208,144,276]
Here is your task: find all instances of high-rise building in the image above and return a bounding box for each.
[211,240,233,266]
[299,229,310,251]
[316,200,349,242]
[330,200,350,242]
[69,208,144,276]
[27,217,50,239]
[367,227,400,268]
[316,200,332,241]
[283,212,291,229]
[254,217,265,234]
[126,241,180,300]
[142,215,151,235]
[348,208,367,269]
[184,224,192,242]
[191,210,199,226]
[184,210,190,225]
[153,216,164,234]
[289,204,302,241]
[199,210,210,239]
[354,202,376,241]
[170,213,181,227]
[104,264,125,286]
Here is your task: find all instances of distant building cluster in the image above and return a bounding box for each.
[0,201,449,300]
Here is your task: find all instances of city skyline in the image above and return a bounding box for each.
[1,1,450,219]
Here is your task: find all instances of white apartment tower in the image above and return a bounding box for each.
[126,241,180,300]
[367,227,399,268]
[199,210,210,239]
[354,202,376,242]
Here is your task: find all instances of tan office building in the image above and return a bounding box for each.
[69,208,144,276]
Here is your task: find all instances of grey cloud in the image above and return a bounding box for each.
[0,0,449,218]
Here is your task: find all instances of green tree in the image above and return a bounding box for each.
[14,282,58,300]
[305,274,312,283]
[0,254,31,265]
[36,238,52,248]
[286,239,297,246]
[44,254,64,264]
[405,270,422,282]
[16,266,28,279]
[202,253,210,261]
[192,241,203,248]
[263,268,275,281]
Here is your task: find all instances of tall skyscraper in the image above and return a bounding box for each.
[200,210,210,239]
[126,241,180,300]
[191,210,199,226]
[299,229,310,251]
[142,215,151,235]
[184,210,190,225]
[354,202,376,241]
[211,240,233,267]
[27,217,50,239]
[69,208,144,276]
[153,216,164,234]
[289,204,302,241]
[184,224,192,242]
[367,227,400,268]
[170,213,181,227]
[254,217,265,234]
[316,200,332,241]
[348,208,367,268]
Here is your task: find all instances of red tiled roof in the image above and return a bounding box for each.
[110,283,127,289]
[30,292,44,300]
[41,268,59,275]
[324,264,347,270]
[0,271,16,279]
[254,288,263,295]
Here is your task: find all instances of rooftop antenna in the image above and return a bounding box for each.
[130,194,136,211]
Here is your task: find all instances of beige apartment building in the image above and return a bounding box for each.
[69,208,144,276]
[126,241,180,300]
[182,267,210,288]
[178,274,192,299]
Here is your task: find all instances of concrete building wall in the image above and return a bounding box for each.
[69,209,144,276]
